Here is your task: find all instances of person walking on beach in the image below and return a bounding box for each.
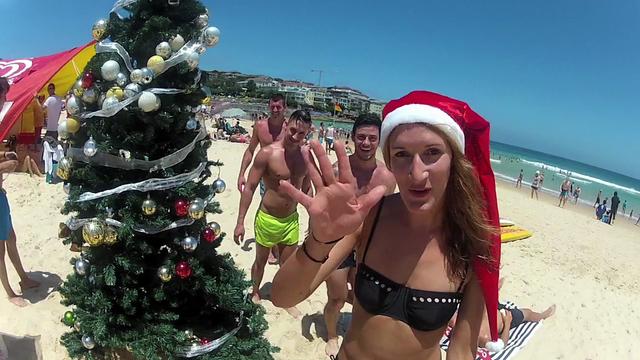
[41,83,64,139]
[325,124,336,155]
[0,78,40,307]
[319,122,326,145]
[574,186,581,204]
[516,169,524,188]
[609,191,620,224]
[622,200,627,215]
[530,171,541,199]
[322,113,396,358]
[558,178,572,207]
[593,190,602,207]
[237,93,287,264]
[233,110,313,318]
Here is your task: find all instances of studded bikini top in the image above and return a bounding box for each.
[354,198,465,332]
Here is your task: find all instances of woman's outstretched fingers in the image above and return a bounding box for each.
[334,141,355,184]
[279,180,312,208]
[302,145,324,190]
[310,140,336,185]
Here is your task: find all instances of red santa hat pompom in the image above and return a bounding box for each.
[381,90,502,343]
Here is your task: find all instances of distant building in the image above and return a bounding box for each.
[236,76,279,90]
[368,100,386,117]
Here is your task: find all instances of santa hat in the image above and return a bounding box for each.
[382,91,502,347]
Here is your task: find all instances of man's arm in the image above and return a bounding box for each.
[236,125,261,191]
[236,147,270,227]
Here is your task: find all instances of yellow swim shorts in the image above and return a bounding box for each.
[254,209,300,248]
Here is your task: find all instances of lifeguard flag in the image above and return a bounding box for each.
[334,103,342,112]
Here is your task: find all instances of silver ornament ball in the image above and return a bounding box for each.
[75,259,89,276]
[186,118,197,130]
[140,67,154,85]
[156,42,172,59]
[66,95,82,116]
[185,51,199,70]
[81,88,98,104]
[115,72,128,87]
[195,14,209,29]
[188,198,205,220]
[57,122,69,140]
[83,137,98,157]
[213,178,226,193]
[130,69,143,84]
[203,26,221,47]
[81,334,96,350]
[101,96,119,111]
[170,34,185,51]
[208,221,221,237]
[181,236,199,252]
[101,60,120,81]
[63,183,71,195]
[124,83,141,99]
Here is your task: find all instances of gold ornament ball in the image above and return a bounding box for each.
[157,266,172,282]
[188,198,205,220]
[92,19,108,41]
[73,80,84,97]
[56,157,73,180]
[103,226,118,245]
[82,220,105,246]
[147,56,165,74]
[142,198,157,216]
[65,118,81,134]
[106,86,125,101]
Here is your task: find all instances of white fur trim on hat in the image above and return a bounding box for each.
[485,338,505,352]
[380,104,465,154]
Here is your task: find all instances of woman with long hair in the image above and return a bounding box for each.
[272,91,502,359]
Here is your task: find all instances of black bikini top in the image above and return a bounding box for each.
[354,198,465,332]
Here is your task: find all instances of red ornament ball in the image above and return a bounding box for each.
[82,72,95,89]
[202,227,216,243]
[200,338,210,345]
[175,261,192,279]
[174,198,189,217]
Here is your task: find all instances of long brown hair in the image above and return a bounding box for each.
[383,124,495,280]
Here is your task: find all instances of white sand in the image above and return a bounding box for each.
[1,130,638,359]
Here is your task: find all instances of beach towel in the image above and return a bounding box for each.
[439,301,543,360]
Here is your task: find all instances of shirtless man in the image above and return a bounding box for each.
[234,110,313,317]
[323,113,396,358]
[237,93,287,264]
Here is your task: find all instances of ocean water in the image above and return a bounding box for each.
[490,141,640,217]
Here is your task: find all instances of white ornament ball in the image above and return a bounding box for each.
[140,67,154,85]
[83,136,98,157]
[186,51,199,70]
[101,60,120,81]
[124,83,141,99]
[63,183,71,194]
[81,87,98,104]
[66,95,82,116]
[203,26,220,47]
[130,69,143,84]
[156,42,172,59]
[115,72,128,87]
[170,34,185,51]
[101,96,119,111]
[138,91,160,112]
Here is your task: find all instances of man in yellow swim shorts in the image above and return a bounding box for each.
[234,110,312,316]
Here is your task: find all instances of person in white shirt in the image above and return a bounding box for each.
[42,83,64,140]
[325,125,335,154]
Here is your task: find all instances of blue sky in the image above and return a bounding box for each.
[1,0,639,179]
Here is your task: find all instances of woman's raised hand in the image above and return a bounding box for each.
[279,140,386,243]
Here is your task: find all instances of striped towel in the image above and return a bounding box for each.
[439,301,543,360]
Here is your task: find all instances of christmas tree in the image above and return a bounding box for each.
[56,0,273,358]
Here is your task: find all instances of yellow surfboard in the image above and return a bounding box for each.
[500,225,533,243]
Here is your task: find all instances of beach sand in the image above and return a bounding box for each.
[1,129,639,359]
